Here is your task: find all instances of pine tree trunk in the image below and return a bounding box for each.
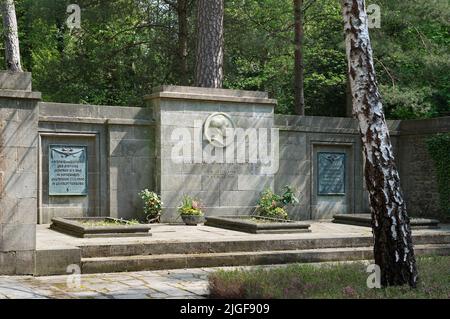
[293,0,305,115]
[177,0,189,85]
[1,0,22,72]
[342,0,418,287]
[195,0,224,88]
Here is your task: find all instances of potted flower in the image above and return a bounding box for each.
[178,195,205,225]
[138,189,163,223]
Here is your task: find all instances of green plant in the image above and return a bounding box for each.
[427,133,450,217]
[280,186,300,206]
[138,189,163,222]
[209,256,450,299]
[256,186,299,219]
[178,195,204,216]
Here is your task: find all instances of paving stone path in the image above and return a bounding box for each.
[0,267,217,299]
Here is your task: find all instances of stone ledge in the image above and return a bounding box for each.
[0,89,41,100]
[107,118,155,126]
[38,115,154,126]
[333,214,440,229]
[152,85,269,98]
[277,125,361,135]
[144,85,277,105]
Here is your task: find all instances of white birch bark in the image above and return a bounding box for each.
[1,0,22,72]
[342,0,418,287]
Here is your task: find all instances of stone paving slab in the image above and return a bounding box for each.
[0,264,300,299]
[0,267,216,299]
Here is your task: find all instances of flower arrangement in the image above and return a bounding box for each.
[178,195,204,216]
[256,186,299,219]
[138,189,162,222]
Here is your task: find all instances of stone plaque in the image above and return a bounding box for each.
[49,145,88,195]
[318,152,345,195]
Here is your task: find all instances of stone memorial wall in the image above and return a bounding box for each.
[1,72,448,275]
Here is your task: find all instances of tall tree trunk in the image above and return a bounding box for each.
[342,0,418,287]
[1,0,22,72]
[195,0,224,88]
[293,0,305,115]
[177,0,189,85]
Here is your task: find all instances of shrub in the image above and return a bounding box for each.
[256,186,299,219]
[138,189,162,222]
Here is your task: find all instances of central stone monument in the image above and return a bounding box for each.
[145,86,277,221]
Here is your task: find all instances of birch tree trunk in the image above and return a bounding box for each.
[195,0,224,88]
[293,0,305,115]
[1,0,22,72]
[342,0,418,287]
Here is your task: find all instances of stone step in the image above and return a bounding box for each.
[80,244,450,274]
[333,214,441,229]
[79,233,450,258]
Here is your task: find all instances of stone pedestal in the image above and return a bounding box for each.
[145,86,277,222]
[0,71,41,275]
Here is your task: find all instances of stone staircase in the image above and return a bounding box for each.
[79,234,450,274]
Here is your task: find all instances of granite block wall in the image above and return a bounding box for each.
[0,72,40,275]
[37,102,155,223]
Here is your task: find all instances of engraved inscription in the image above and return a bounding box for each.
[49,145,87,195]
[318,152,345,195]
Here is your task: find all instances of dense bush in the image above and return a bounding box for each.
[138,189,162,222]
[256,186,299,219]
[427,133,450,218]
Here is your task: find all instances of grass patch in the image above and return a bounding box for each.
[79,219,140,227]
[208,256,450,299]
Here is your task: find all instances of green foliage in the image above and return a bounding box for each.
[1,0,448,118]
[138,189,162,221]
[370,0,450,119]
[380,85,436,119]
[178,195,204,216]
[427,133,450,216]
[280,185,300,206]
[209,256,450,299]
[256,186,299,219]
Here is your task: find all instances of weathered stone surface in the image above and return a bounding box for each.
[333,214,441,229]
[0,71,32,91]
[205,216,311,234]
[0,86,39,275]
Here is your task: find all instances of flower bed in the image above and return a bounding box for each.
[205,215,311,234]
[50,217,152,238]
